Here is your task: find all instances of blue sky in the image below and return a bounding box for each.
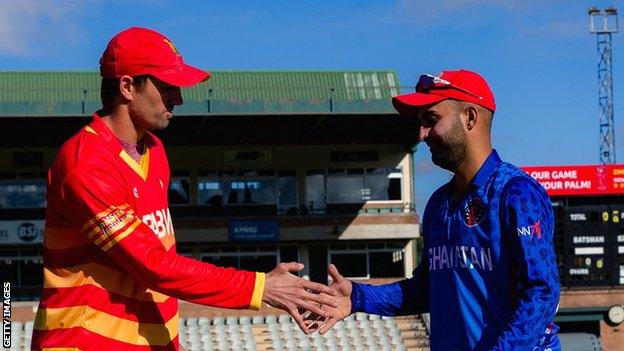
[1,0,623,213]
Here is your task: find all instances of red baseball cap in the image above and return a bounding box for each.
[392,69,495,114]
[99,27,210,87]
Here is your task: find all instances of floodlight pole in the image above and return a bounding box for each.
[589,7,619,164]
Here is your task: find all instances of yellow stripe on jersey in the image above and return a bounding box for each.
[90,215,134,245]
[43,265,169,303]
[83,206,115,236]
[249,272,266,311]
[84,126,98,135]
[91,214,138,247]
[34,306,178,347]
[99,220,141,252]
[82,204,132,234]
[119,149,150,181]
[85,206,137,245]
[140,148,150,177]
[42,347,84,351]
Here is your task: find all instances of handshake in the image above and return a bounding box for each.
[262,262,353,334]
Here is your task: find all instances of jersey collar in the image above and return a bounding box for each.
[89,112,123,152]
[88,112,154,181]
[89,112,157,151]
[471,149,502,189]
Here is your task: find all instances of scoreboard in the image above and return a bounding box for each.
[559,205,624,286]
[523,164,624,287]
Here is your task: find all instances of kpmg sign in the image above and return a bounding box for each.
[228,220,279,241]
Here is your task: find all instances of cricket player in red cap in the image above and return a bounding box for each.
[31,27,337,351]
[312,70,560,350]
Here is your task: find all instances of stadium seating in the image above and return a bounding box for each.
[9,312,429,350]
[177,312,430,351]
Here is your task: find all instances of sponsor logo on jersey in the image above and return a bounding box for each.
[517,219,542,239]
[428,245,493,272]
[142,208,174,239]
[96,208,135,237]
[463,198,485,227]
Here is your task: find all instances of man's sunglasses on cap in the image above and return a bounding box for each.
[415,74,483,100]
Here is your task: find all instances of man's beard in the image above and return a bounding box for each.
[429,116,467,171]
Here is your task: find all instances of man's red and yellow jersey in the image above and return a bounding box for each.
[32,114,265,351]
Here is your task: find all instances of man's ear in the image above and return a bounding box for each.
[465,105,478,131]
[119,75,134,101]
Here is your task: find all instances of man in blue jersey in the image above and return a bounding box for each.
[312,69,560,350]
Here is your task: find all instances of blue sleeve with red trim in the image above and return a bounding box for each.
[350,250,429,316]
[492,178,560,350]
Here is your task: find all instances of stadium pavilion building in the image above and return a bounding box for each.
[1,71,623,350]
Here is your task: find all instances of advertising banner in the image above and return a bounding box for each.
[521,164,624,196]
[0,220,44,245]
[228,219,279,241]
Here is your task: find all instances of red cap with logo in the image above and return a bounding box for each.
[392,69,495,114]
[99,27,210,87]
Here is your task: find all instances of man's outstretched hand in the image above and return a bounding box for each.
[263,262,339,334]
[305,264,353,334]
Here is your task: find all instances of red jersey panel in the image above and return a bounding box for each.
[32,114,264,351]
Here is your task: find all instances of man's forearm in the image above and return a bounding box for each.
[490,285,559,350]
[351,277,428,316]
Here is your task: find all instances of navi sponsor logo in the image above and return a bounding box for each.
[142,208,174,239]
[517,219,542,239]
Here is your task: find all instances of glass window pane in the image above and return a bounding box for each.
[169,177,190,205]
[388,178,402,200]
[240,255,277,273]
[364,174,389,201]
[363,167,403,201]
[369,251,404,278]
[0,179,46,208]
[223,178,277,204]
[198,178,223,205]
[327,175,365,203]
[278,175,297,207]
[305,173,326,213]
[330,253,367,278]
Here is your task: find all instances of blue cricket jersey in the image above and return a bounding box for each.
[351,150,560,350]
